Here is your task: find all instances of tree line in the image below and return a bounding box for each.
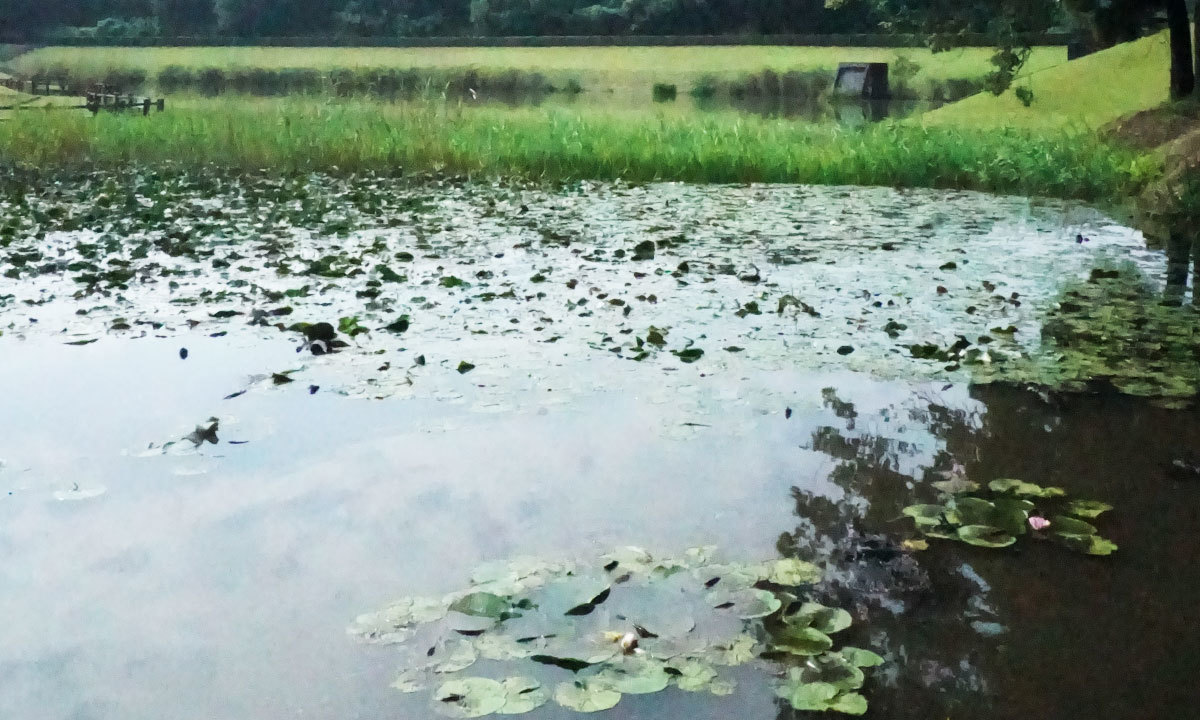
[0,0,896,39]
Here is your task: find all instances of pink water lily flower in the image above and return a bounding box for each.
[1028,516,1051,531]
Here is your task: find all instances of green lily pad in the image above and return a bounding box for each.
[1067,500,1114,518]
[775,674,839,711]
[435,639,479,673]
[497,677,548,715]
[902,504,947,525]
[829,692,869,715]
[1051,516,1098,536]
[931,478,980,495]
[709,634,758,666]
[671,659,719,692]
[434,678,507,718]
[554,680,622,712]
[839,647,885,668]
[450,592,511,619]
[773,625,834,656]
[596,656,671,694]
[786,602,853,635]
[988,479,1066,498]
[709,588,782,619]
[1056,534,1119,556]
[474,634,535,661]
[946,497,996,526]
[956,525,1017,548]
[767,558,823,586]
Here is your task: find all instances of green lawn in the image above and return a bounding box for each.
[8,44,1067,94]
[924,32,1170,130]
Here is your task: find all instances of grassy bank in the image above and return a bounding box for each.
[7,45,1067,96]
[0,98,1150,199]
[925,32,1169,130]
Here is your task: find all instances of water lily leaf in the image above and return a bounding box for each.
[931,478,980,495]
[710,634,758,666]
[902,504,947,525]
[776,674,839,711]
[596,656,671,694]
[391,669,428,694]
[497,677,548,715]
[956,525,1016,548]
[435,639,478,673]
[450,592,511,619]
[947,497,996,526]
[773,626,834,656]
[474,634,534,661]
[1051,516,1098,536]
[988,479,1066,498]
[1056,534,1118,556]
[901,539,929,552]
[1067,500,1113,518]
[434,678,506,718]
[800,652,864,691]
[709,588,782,619]
[554,681,621,712]
[410,597,450,624]
[839,647,885,668]
[767,558,822,586]
[786,602,852,635]
[828,692,869,715]
[671,659,718,692]
[708,678,736,696]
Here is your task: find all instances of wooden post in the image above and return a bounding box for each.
[143,98,151,116]
[156,98,165,112]
[1193,235,1200,307]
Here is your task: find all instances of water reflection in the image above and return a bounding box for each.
[783,383,1200,719]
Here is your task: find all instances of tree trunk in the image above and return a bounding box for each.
[1167,0,1195,98]
[1194,0,1200,89]
[1165,232,1191,306]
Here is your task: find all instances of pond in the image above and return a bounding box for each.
[1,178,1197,720]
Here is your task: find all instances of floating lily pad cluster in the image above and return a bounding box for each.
[349,547,882,716]
[902,478,1117,555]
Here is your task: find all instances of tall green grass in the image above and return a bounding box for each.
[0,98,1152,200]
[8,45,1068,96]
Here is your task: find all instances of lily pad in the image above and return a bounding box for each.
[596,656,671,694]
[988,479,1066,498]
[497,677,548,715]
[1067,500,1113,518]
[829,692,869,715]
[709,588,782,619]
[434,678,507,718]
[776,674,839,711]
[767,558,822,586]
[709,634,758,666]
[772,625,834,656]
[1056,534,1118,556]
[839,647,885,668]
[554,680,622,713]
[931,478,980,495]
[450,592,511,619]
[435,639,479,673]
[786,602,852,635]
[671,659,719,692]
[1050,516,1098,536]
[956,525,1017,548]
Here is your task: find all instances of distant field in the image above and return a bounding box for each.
[924,32,1169,130]
[8,45,1068,93]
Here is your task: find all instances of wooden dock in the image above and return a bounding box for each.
[0,77,165,115]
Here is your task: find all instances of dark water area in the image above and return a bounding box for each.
[1,332,1198,720]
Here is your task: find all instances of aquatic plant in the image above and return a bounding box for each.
[349,547,882,716]
[902,479,1118,555]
